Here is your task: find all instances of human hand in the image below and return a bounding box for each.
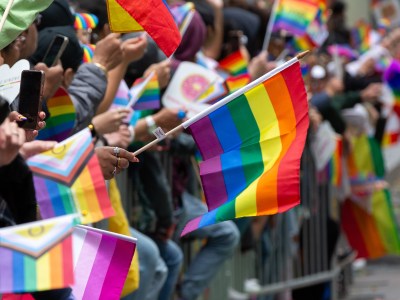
[248,50,277,80]
[104,124,133,148]
[92,33,123,72]
[153,108,186,132]
[95,146,139,180]
[121,34,148,65]
[361,83,382,103]
[9,111,46,142]
[206,0,223,9]
[144,59,171,89]
[0,117,26,166]
[92,108,132,135]
[19,140,57,159]
[34,62,64,99]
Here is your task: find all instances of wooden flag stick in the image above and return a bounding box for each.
[131,50,309,157]
[262,0,280,51]
[0,0,15,32]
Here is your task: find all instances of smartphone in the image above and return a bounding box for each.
[17,70,45,130]
[42,34,69,67]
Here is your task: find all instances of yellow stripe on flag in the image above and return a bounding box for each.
[106,0,144,32]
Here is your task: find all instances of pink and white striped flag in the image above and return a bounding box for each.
[71,226,137,300]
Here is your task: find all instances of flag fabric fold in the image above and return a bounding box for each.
[181,58,309,235]
[106,0,181,57]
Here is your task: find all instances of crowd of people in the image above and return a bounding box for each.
[1,0,400,299]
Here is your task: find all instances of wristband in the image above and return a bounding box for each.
[93,62,108,77]
[145,116,157,134]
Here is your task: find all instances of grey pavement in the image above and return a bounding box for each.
[343,257,400,300]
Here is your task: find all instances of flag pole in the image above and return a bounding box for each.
[262,0,280,51]
[0,0,15,32]
[132,50,309,157]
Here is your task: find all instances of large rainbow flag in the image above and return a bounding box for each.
[27,129,114,224]
[181,57,309,235]
[384,59,400,117]
[272,0,321,37]
[0,215,77,293]
[106,0,180,57]
[71,226,137,300]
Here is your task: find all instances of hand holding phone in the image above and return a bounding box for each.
[42,34,69,67]
[17,70,45,130]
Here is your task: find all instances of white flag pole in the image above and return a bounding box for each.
[262,0,280,51]
[0,0,15,32]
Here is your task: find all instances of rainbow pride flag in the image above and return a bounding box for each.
[106,0,180,57]
[218,51,248,76]
[71,226,137,300]
[326,137,343,187]
[351,20,371,54]
[82,44,95,63]
[384,60,400,117]
[342,134,400,258]
[132,72,160,110]
[74,13,98,30]
[28,129,114,224]
[225,74,251,93]
[181,57,309,235]
[272,0,321,37]
[36,87,76,143]
[342,198,386,259]
[290,34,316,53]
[327,44,359,60]
[0,215,77,293]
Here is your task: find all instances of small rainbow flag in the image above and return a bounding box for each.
[82,44,95,63]
[225,74,251,93]
[272,0,321,37]
[326,137,343,187]
[106,0,181,57]
[170,2,195,35]
[351,20,371,54]
[384,60,400,117]
[290,34,316,53]
[28,129,114,224]
[71,226,137,300]
[74,13,99,30]
[36,87,76,143]
[0,215,77,293]
[131,72,160,110]
[218,51,248,76]
[181,57,309,235]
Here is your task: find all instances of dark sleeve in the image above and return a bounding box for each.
[331,91,362,111]
[68,63,108,131]
[0,155,37,224]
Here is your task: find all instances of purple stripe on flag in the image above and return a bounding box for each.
[98,239,136,300]
[133,101,160,111]
[181,216,202,236]
[82,235,117,300]
[188,116,224,160]
[0,247,13,292]
[73,230,102,299]
[200,157,228,211]
[34,176,55,218]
